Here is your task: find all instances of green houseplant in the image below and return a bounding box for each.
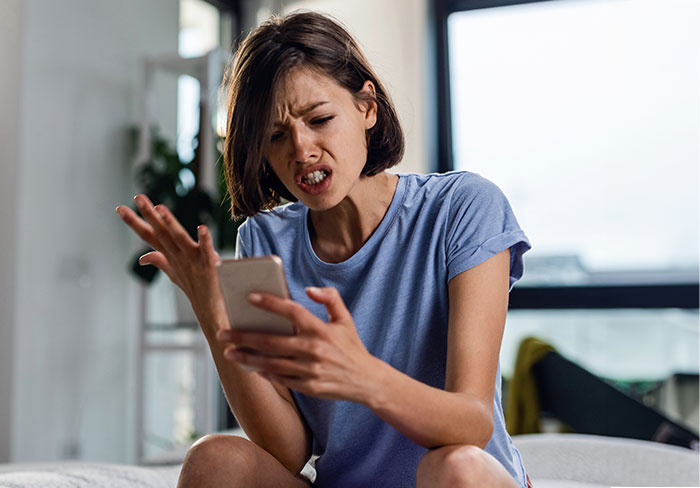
[128,125,241,284]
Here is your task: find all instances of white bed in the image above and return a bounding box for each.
[0,433,697,487]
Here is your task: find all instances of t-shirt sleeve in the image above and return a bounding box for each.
[234,219,252,259]
[445,175,531,289]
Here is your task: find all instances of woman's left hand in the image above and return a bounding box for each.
[216,286,383,403]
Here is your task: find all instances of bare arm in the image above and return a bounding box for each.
[225,249,511,449]
[208,332,311,473]
[116,196,310,473]
[362,249,510,448]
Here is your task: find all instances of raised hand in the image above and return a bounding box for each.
[116,194,228,334]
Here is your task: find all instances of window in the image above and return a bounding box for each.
[177,0,222,163]
[445,0,698,275]
[438,0,699,432]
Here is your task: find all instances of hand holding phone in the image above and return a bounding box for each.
[216,255,295,336]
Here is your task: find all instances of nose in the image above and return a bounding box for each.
[289,126,318,163]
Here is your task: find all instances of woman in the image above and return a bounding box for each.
[117,11,532,488]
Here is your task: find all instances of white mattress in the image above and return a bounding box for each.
[0,462,179,487]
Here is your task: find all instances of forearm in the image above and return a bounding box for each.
[200,315,310,472]
[362,359,494,449]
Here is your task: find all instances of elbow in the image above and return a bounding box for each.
[279,439,312,476]
[436,398,494,450]
[258,440,309,476]
[475,416,494,449]
[437,394,494,450]
[281,457,308,477]
[469,402,494,449]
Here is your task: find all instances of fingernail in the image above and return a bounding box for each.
[248,293,262,303]
[306,286,321,294]
[155,205,167,217]
[115,206,125,217]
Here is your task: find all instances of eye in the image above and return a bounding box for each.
[311,116,334,125]
[270,131,284,143]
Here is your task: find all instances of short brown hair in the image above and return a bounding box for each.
[222,11,405,217]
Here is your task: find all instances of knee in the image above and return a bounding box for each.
[180,435,256,482]
[417,445,492,488]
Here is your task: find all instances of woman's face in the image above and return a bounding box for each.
[264,67,377,211]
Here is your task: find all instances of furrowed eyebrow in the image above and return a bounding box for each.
[274,101,330,126]
[294,101,329,116]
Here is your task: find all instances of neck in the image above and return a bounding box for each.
[308,172,399,263]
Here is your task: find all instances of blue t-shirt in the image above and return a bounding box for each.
[236,171,531,488]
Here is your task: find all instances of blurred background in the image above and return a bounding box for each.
[0,0,697,466]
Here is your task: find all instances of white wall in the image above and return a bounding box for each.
[3,0,178,463]
[0,0,24,464]
[280,0,433,175]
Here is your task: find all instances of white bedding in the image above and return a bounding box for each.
[0,462,181,488]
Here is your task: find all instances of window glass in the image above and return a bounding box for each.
[177,0,220,162]
[179,0,220,57]
[448,0,699,275]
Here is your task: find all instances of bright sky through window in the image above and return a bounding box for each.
[448,0,699,273]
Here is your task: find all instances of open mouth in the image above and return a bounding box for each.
[297,166,332,195]
[302,169,329,186]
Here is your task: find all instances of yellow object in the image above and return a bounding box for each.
[506,336,555,435]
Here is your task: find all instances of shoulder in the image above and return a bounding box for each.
[399,170,504,209]
[441,171,504,202]
[400,170,498,190]
[236,201,305,253]
[239,201,304,232]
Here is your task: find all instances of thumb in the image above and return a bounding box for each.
[139,251,176,284]
[139,251,171,271]
[306,287,351,323]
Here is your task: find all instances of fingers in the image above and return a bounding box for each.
[117,195,202,259]
[115,205,161,251]
[305,287,352,323]
[217,328,315,360]
[225,348,312,377]
[247,293,321,333]
[153,203,198,253]
[132,195,183,256]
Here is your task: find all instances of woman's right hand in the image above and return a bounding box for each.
[116,194,228,334]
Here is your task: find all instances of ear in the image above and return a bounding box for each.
[358,80,378,130]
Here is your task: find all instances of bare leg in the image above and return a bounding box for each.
[416,445,520,488]
[177,434,312,488]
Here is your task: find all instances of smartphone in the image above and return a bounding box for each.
[216,255,295,335]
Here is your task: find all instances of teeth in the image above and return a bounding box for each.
[302,170,327,185]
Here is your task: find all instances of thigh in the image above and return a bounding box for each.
[178,434,312,488]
